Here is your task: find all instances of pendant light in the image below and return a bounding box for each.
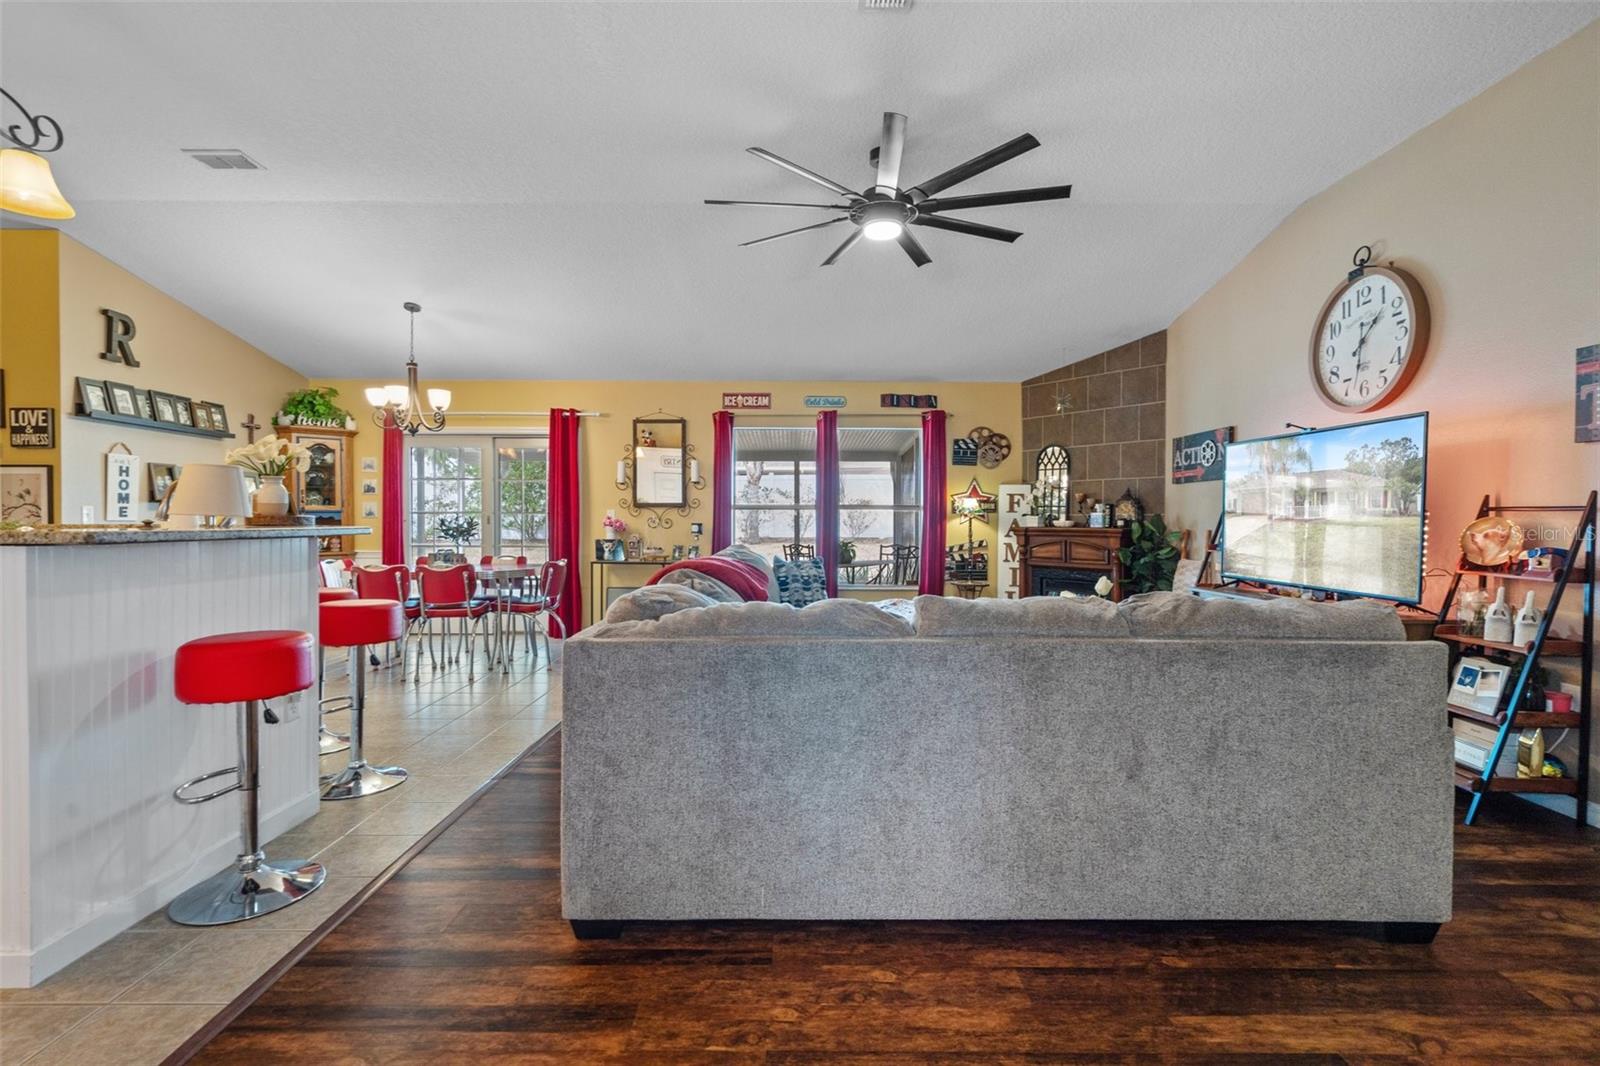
[0,88,75,220]
[366,302,451,434]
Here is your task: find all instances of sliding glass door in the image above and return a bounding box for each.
[406,435,548,562]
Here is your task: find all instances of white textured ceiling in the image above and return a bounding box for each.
[2,2,1595,381]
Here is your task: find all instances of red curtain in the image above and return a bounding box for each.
[711,410,734,554]
[547,408,584,634]
[815,409,840,598]
[381,413,404,565]
[918,410,947,596]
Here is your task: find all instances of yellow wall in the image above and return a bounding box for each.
[53,234,308,520]
[311,378,1022,620]
[0,230,63,519]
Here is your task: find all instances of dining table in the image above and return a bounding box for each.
[425,562,541,674]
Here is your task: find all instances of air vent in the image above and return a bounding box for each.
[181,149,265,171]
[859,0,911,9]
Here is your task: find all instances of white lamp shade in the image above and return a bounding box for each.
[167,464,251,520]
[364,386,389,407]
[384,384,408,406]
[427,388,452,411]
[0,148,75,220]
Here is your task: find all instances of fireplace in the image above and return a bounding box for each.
[1030,568,1105,598]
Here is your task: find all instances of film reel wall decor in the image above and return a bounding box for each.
[968,426,1011,469]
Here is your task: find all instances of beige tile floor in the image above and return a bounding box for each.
[0,638,561,1066]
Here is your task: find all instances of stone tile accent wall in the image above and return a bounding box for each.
[1021,330,1167,516]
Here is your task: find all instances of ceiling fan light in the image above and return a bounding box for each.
[862,218,903,241]
[0,148,75,220]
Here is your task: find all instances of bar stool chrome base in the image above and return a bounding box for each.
[318,723,350,756]
[320,762,407,800]
[167,852,325,926]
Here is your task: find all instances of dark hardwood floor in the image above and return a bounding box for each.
[191,733,1600,1064]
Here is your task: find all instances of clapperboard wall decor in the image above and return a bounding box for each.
[952,437,979,466]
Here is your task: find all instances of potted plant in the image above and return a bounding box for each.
[275,386,353,429]
[225,435,312,517]
[1117,515,1183,595]
[432,513,480,562]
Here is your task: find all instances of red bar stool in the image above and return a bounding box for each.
[316,586,358,756]
[169,629,323,925]
[320,599,408,800]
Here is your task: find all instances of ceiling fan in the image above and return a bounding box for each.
[706,111,1070,268]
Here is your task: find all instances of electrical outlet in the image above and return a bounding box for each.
[81,505,95,523]
[282,694,301,723]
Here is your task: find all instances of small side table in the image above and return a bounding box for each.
[950,580,988,600]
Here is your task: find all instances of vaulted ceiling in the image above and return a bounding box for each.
[3,2,1594,380]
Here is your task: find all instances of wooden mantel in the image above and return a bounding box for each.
[1017,525,1132,601]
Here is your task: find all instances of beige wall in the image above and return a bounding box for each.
[311,378,1023,620]
[1165,21,1599,808]
[54,235,307,520]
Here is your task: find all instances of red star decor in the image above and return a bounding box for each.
[950,478,997,517]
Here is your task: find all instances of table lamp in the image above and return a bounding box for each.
[161,464,251,528]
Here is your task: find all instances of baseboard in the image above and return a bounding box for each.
[354,549,382,567]
[0,791,322,989]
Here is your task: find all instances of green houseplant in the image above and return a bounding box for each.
[1118,515,1182,595]
[433,513,480,562]
[275,386,352,429]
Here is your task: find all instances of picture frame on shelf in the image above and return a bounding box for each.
[104,380,141,419]
[134,390,153,421]
[173,397,195,427]
[203,403,228,433]
[1,464,52,523]
[191,404,213,431]
[77,377,110,415]
[149,391,180,425]
[147,462,177,502]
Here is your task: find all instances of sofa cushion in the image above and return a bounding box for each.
[1118,591,1407,640]
[772,556,829,606]
[587,598,913,639]
[603,583,719,623]
[647,556,769,602]
[715,544,781,601]
[651,568,743,603]
[914,593,1129,637]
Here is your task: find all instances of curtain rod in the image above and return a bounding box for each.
[444,410,605,418]
[728,410,950,419]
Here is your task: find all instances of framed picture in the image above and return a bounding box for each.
[77,377,110,415]
[360,501,379,519]
[104,380,140,418]
[134,390,153,421]
[147,462,177,503]
[192,404,213,430]
[173,397,195,427]
[204,403,229,433]
[150,392,180,425]
[360,456,378,473]
[1,464,52,523]
[360,479,379,495]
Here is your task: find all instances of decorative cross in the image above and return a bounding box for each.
[240,413,261,443]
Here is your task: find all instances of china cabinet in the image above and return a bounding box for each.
[280,426,357,557]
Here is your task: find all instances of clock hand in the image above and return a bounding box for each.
[1351,307,1386,367]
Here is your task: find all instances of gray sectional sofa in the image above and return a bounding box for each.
[561,591,1453,941]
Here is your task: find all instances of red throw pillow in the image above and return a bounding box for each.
[646,557,770,602]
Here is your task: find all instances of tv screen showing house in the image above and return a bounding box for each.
[1221,412,1427,603]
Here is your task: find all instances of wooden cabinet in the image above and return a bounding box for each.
[280,426,357,557]
[1017,526,1131,601]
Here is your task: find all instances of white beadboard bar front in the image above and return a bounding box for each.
[0,527,366,988]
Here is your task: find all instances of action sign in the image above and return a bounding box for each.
[8,407,55,448]
[1171,426,1232,484]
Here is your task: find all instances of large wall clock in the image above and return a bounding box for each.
[1309,248,1431,412]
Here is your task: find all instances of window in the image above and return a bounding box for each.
[729,424,922,587]
[732,426,818,560]
[407,435,548,561]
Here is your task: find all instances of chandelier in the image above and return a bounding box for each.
[366,302,450,434]
[0,87,76,220]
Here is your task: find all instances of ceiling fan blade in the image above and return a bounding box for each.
[739,216,848,248]
[875,112,907,194]
[906,133,1039,201]
[918,184,1072,213]
[746,147,864,201]
[896,228,932,268]
[820,228,863,266]
[706,199,852,210]
[911,214,1022,243]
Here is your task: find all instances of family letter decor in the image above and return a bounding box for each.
[1171,427,1233,484]
[8,407,54,448]
[881,393,938,409]
[100,308,141,367]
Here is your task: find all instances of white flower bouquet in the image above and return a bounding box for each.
[225,435,312,478]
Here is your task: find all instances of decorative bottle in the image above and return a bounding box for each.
[1482,587,1513,644]
[1512,591,1542,648]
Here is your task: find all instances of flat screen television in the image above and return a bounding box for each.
[1221,412,1428,604]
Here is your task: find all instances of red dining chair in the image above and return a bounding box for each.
[355,564,420,672]
[415,563,494,682]
[509,559,567,666]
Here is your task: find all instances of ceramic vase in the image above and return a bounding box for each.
[253,475,290,517]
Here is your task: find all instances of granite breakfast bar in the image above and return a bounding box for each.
[0,525,367,987]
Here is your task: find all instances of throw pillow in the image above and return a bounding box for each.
[586,599,913,639]
[603,584,718,623]
[772,556,828,606]
[1118,591,1407,641]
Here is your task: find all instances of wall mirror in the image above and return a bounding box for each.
[1034,444,1071,522]
[633,415,687,508]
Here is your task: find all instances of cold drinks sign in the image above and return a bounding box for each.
[105,447,140,523]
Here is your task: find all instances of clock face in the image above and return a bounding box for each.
[1310,266,1429,411]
